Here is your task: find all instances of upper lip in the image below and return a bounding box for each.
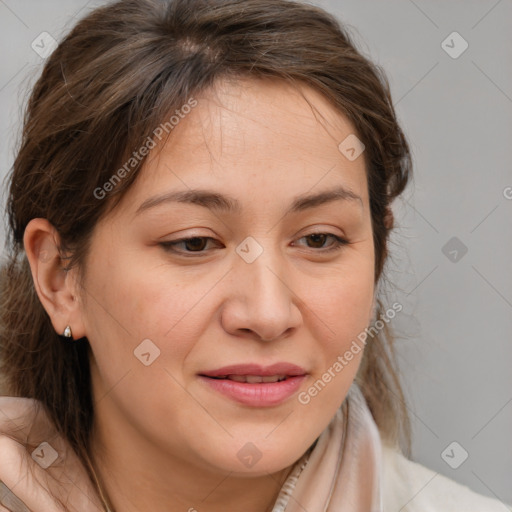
[199,363,307,377]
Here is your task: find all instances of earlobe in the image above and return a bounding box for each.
[23,218,86,340]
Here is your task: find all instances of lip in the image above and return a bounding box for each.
[198,363,307,407]
[201,363,307,377]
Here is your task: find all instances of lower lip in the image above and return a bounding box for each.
[198,375,306,407]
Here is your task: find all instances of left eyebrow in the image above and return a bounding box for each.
[134,185,363,217]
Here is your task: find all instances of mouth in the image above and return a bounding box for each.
[198,363,307,407]
[206,374,289,383]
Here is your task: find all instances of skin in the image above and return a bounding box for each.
[24,77,377,512]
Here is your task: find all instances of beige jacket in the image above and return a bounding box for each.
[0,396,509,511]
[381,443,509,511]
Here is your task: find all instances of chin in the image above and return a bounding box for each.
[195,433,315,477]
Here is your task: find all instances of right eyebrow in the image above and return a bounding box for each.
[134,185,364,217]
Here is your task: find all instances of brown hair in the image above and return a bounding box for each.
[1,0,412,500]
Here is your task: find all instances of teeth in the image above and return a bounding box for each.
[229,375,248,383]
[246,375,263,383]
[224,375,287,383]
[262,375,285,383]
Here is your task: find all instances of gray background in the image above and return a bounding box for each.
[0,0,511,507]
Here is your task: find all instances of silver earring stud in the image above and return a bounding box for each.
[63,325,73,338]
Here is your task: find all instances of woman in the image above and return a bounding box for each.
[0,0,507,510]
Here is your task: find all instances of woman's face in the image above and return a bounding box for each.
[77,78,375,475]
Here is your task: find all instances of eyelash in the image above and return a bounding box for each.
[159,233,349,256]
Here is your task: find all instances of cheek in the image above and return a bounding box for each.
[85,260,210,425]
[298,272,373,413]
[307,267,374,345]
[101,262,217,362]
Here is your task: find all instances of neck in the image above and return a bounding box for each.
[89,415,294,512]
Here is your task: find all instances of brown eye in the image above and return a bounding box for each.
[160,237,221,255]
[293,233,349,253]
[183,237,208,251]
[305,233,328,248]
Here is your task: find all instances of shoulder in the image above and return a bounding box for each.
[0,395,43,433]
[380,442,509,512]
[0,395,105,511]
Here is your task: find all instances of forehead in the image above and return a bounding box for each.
[116,77,368,217]
[166,77,362,166]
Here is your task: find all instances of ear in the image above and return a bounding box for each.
[23,218,87,340]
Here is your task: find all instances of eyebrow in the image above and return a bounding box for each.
[135,185,363,217]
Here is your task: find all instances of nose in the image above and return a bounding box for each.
[220,247,303,342]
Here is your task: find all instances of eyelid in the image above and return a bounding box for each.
[291,233,349,253]
[159,236,221,255]
[159,232,350,256]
